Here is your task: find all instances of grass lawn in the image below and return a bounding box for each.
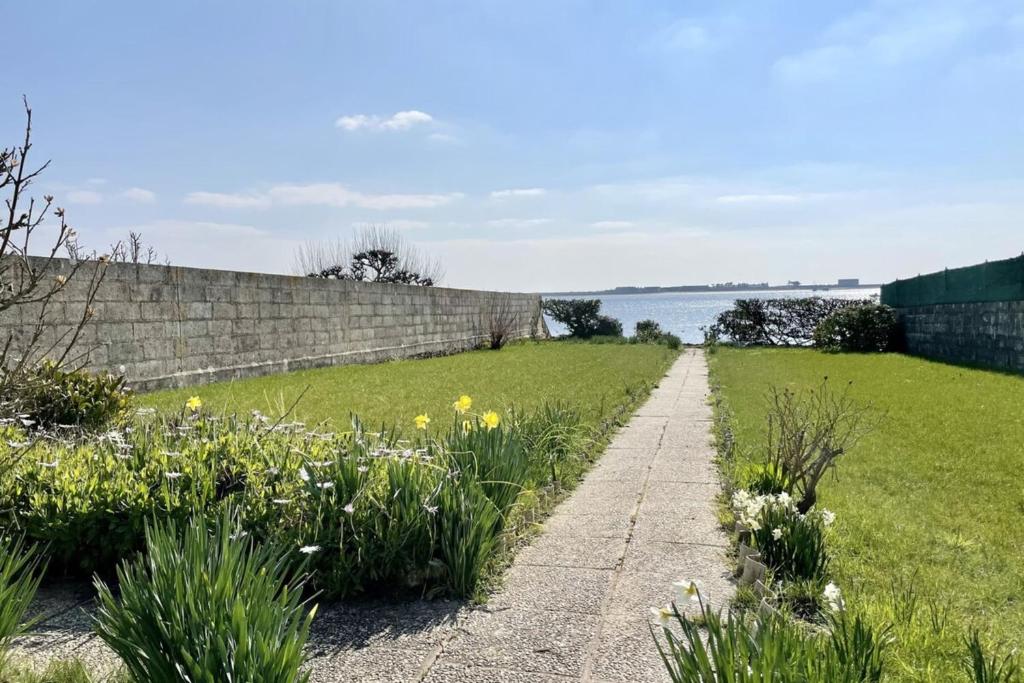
[140,340,679,432]
[709,347,1024,680]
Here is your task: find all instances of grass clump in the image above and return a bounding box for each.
[652,588,891,682]
[93,510,317,683]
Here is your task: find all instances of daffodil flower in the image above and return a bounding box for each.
[453,395,473,414]
[672,579,700,604]
[772,528,783,541]
[299,545,321,555]
[414,414,431,430]
[482,410,501,431]
[649,604,674,628]
[185,396,202,412]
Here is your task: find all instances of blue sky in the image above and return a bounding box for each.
[3,0,1022,290]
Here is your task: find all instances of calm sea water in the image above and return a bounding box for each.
[543,288,881,344]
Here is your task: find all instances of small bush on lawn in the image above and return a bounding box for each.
[763,380,876,513]
[635,319,663,343]
[94,509,317,683]
[0,537,45,676]
[543,299,623,338]
[813,303,900,352]
[709,297,874,346]
[634,320,682,349]
[651,586,890,682]
[12,361,130,431]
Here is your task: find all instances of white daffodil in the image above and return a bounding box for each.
[672,579,701,604]
[317,482,334,489]
[299,545,321,555]
[649,604,674,628]
[772,528,783,541]
[165,472,183,480]
[298,467,310,482]
[343,503,355,514]
[823,582,844,612]
[821,509,836,527]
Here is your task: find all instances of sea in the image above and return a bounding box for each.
[542,288,881,344]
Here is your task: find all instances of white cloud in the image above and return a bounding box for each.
[659,20,711,51]
[715,193,804,204]
[485,218,552,228]
[185,183,462,211]
[184,191,272,209]
[490,188,546,199]
[335,110,434,131]
[66,190,103,204]
[590,220,635,230]
[268,183,461,210]
[382,219,430,230]
[773,2,985,84]
[121,187,156,203]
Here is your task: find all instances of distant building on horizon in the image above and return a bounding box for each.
[837,278,860,287]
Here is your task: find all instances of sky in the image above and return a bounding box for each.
[3,0,1022,292]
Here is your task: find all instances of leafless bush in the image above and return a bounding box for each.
[1,98,108,405]
[764,378,879,513]
[109,231,161,264]
[484,293,520,350]
[294,224,443,285]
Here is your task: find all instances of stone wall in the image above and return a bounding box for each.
[895,300,1024,373]
[0,258,547,391]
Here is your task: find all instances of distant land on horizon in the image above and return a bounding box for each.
[542,279,883,297]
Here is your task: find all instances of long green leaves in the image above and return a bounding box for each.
[93,509,317,683]
[0,536,45,675]
[652,593,891,682]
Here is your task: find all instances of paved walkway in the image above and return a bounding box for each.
[15,350,732,682]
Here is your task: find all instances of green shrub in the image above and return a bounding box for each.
[15,361,130,430]
[710,297,874,346]
[0,536,45,676]
[659,332,682,350]
[543,299,623,338]
[813,304,899,352]
[634,320,681,349]
[593,315,622,337]
[94,510,317,683]
[652,589,890,682]
[635,319,663,343]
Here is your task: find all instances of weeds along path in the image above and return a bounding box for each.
[13,350,731,682]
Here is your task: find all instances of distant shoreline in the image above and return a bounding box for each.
[540,284,883,297]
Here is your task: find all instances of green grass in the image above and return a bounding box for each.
[709,347,1024,681]
[140,340,679,431]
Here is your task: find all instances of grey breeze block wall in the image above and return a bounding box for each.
[893,301,1024,373]
[1,258,548,391]
[881,255,1024,373]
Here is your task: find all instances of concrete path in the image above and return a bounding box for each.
[14,349,731,682]
[418,348,733,682]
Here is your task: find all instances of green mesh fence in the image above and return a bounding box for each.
[882,254,1024,307]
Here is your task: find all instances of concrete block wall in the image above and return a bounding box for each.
[896,301,1024,373]
[0,258,547,391]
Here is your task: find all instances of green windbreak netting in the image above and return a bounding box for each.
[881,254,1024,307]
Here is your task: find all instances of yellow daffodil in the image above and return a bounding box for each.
[185,396,202,412]
[482,410,501,431]
[453,395,473,414]
[414,414,431,430]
